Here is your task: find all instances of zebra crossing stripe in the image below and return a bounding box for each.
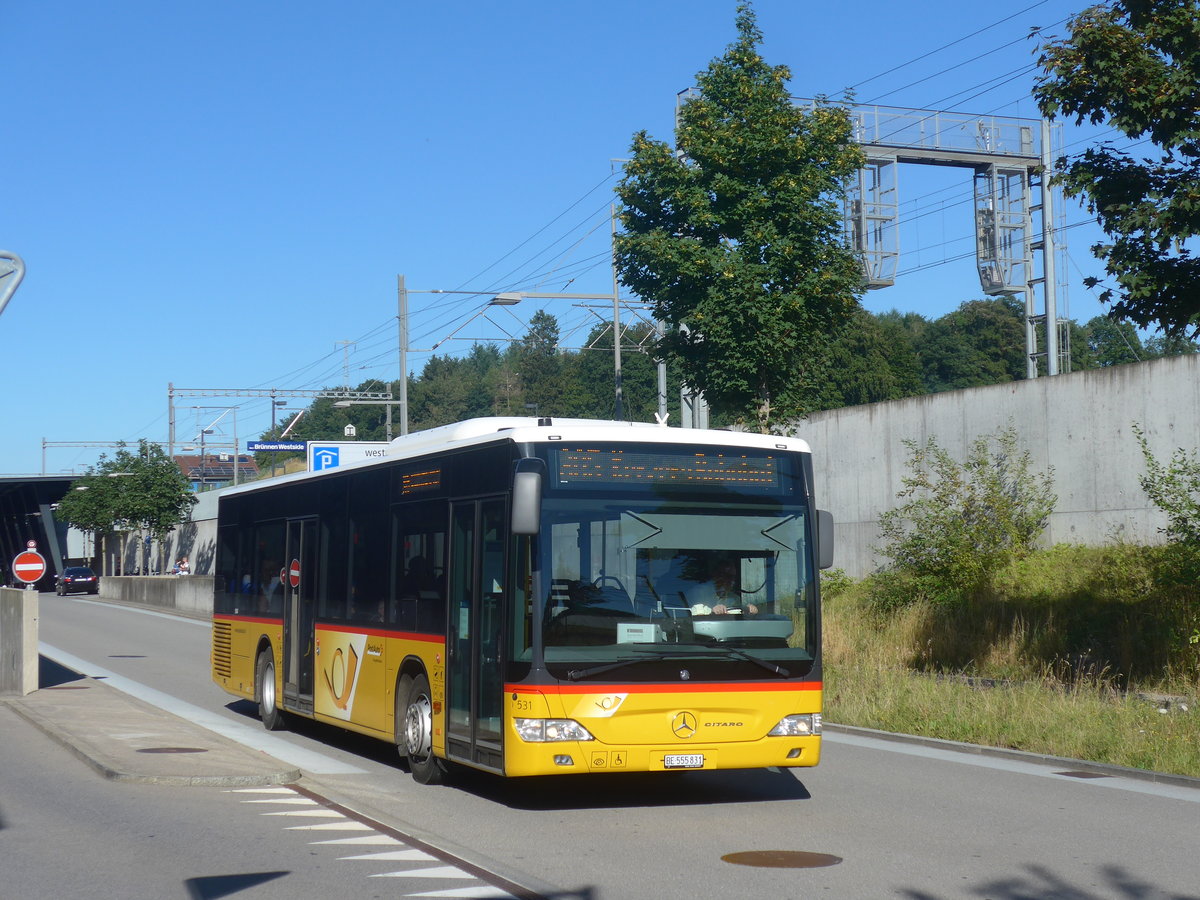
[236,785,531,899]
[311,835,402,845]
[407,888,520,899]
[286,821,372,831]
[338,850,440,862]
[370,865,483,879]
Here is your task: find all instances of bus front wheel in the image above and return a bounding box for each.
[256,650,285,732]
[402,673,446,785]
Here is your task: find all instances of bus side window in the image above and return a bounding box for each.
[392,500,447,635]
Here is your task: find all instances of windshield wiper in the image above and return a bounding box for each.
[566,648,679,681]
[710,645,790,678]
[564,645,789,681]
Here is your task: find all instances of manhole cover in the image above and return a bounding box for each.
[136,747,209,754]
[1055,770,1111,779]
[722,851,843,869]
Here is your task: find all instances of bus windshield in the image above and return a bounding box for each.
[536,498,818,679]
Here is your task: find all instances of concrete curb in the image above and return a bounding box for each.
[824,722,1200,791]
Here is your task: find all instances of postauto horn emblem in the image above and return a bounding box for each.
[672,711,698,739]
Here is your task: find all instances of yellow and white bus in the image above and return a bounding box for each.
[212,417,833,784]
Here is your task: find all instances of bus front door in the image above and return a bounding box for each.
[282,517,317,710]
[447,497,506,772]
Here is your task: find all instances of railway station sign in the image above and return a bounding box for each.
[247,441,308,452]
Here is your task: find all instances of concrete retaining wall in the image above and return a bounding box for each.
[1,586,38,695]
[805,353,1200,577]
[100,576,215,618]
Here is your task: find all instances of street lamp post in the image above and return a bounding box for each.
[186,405,240,486]
[396,280,638,433]
[199,429,213,489]
[396,285,523,437]
[270,398,288,477]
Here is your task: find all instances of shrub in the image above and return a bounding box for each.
[872,425,1056,608]
[1133,423,1200,546]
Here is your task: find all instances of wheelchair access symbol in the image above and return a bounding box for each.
[590,751,628,769]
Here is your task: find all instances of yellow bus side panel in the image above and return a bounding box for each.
[212,616,283,702]
[311,626,444,744]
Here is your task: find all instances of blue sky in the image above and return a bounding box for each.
[3,0,1119,475]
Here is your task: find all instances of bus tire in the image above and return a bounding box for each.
[256,650,285,732]
[402,673,446,785]
[394,675,413,771]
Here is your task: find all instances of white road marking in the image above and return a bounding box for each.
[237,785,522,898]
[338,850,440,862]
[407,889,519,899]
[311,835,404,846]
[371,866,480,879]
[228,787,294,794]
[63,594,213,627]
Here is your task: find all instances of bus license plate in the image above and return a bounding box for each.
[664,753,704,769]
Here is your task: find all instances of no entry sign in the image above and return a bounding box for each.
[13,550,47,584]
[289,559,301,588]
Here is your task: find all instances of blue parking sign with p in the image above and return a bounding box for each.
[313,446,340,471]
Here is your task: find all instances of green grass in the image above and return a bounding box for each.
[821,545,1200,778]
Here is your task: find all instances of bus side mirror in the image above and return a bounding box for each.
[816,509,835,570]
[512,458,546,535]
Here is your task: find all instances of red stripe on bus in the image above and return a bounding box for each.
[506,681,821,695]
[218,614,282,626]
[315,625,443,643]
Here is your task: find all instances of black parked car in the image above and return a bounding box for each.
[57,566,99,595]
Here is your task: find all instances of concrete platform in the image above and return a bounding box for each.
[4,670,300,787]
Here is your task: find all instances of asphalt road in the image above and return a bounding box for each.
[29,593,1200,899]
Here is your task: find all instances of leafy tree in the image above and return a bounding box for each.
[1064,318,1099,371]
[1083,314,1145,367]
[873,426,1057,607]
[813,307,924,410]
[517,310,565,415]
[56,440,197,572]
[1144,332,1200,359]
[614,4,865,432]
[1035,0,1200,337]
[575,321,679,421]
[409,356,479,428]
[918,297,1026,392]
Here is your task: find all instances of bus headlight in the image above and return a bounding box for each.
[768,714,822,737]
[514,718,595,742]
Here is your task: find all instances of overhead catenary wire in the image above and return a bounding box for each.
[846,0,1053,93]
[241,1,1121,439]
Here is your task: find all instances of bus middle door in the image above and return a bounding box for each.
[447,497,506,772]
[282,517,317,711]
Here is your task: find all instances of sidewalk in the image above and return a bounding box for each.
[3,661,300,787]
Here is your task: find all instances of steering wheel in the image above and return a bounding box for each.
[593,575,627,592]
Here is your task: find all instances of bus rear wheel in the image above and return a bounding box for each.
[255,650,285,732]
[402,673,446,785]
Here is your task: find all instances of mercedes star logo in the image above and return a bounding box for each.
[672,711,697,739]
